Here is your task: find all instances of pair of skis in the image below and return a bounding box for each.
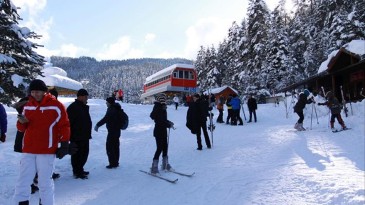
[139,169,195,183]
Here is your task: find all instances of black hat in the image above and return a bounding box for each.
[106,97,115,104]
[29,79,48,92]
[77,89,89,97]
[193,93,200,98]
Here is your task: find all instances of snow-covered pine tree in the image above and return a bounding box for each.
[264,0,295,91]
[0,0,44,104]
[242,0,270,94]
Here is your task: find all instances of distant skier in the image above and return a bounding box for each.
[247,94,257,123]
[173,94,179,110]
[318,91,347,131]
[293,89,315,131]
[149,93,175,174]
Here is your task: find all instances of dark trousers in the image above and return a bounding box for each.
[330,113,345,128]
[174,102,178,110]
[106,136,120,166]
[295,111,304,123]
[226,109,233,123]
[196,122,211,148]
[71,140,89,175]
[231,109,243,125]
[217,109,224,122]
[249,109,257,122]
[153,135,168,160]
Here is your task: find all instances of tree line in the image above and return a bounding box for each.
[194,0,365,96]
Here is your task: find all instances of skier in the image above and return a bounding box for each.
[293,89,315,131]
[149,93,175,174]
[173,94,179,110]
[317,91,347,131]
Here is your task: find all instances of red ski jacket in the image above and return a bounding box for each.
[17,94,70,154]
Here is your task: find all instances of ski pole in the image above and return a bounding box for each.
[321,86,330,128]
[313,102,319,124]
[310,103,314,130]
[167,128,170,146]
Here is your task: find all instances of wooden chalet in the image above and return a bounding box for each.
[278,47,365,102]
[204,85,239,99]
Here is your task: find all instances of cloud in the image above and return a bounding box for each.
[37,43,88,58]
[96,36,144,60]
[12,0,47,16]
[184,17,233,59]
[12,0,53,45]
[144,33,156,43]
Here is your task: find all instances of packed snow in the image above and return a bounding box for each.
[0,96,364,205]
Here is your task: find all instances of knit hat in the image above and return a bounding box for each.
[303,89,310,97]
[106,97,115,104]
[77,89,89,97]
[29,79,48,92]
[155,93,167,104]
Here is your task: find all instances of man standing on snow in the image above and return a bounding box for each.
[14,79,70,205]
[95,97,124,169]
[67,89,92,179]
[247,94,257,123]
[173,94,179,110]
[293,89,315,131]
[186,94,211,150]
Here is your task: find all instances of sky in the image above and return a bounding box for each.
[0,94,364,204]
[12,0,294,61]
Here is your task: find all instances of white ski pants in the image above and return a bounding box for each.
[14,153,55,205]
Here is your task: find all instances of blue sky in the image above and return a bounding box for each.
[13,0,293,61]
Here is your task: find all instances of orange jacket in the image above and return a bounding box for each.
[17,94,70,154]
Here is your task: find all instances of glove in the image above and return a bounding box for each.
[168,121,174,128]
[0,134,6,142]
[56,142,69,159]
[94,125,99,132]
[68,142,78,155]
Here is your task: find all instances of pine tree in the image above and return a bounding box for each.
[242,0,270,94]
[0,0,44,104]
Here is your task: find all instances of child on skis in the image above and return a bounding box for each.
[318,91,347,131]
[293,89,315,131]
[150,93,175,174]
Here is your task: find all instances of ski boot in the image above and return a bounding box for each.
[150,159,159,174]
[161,156,173,171]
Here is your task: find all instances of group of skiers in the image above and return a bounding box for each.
[293,89,347,131]
[3,79,350,204]
[8,79,128,205]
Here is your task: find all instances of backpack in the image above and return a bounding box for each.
[119,109,129,130]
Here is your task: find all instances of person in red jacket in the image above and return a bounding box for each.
[13,79,71,205]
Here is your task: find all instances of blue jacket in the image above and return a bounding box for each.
[0,104,8,135]
[230,97,241,110]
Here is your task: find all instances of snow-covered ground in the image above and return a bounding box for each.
[0,96,364,205]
